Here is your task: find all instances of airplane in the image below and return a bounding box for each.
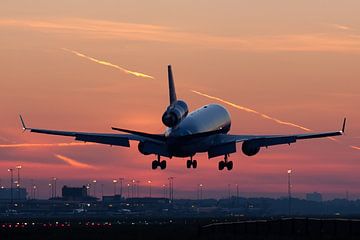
[19,65,346,171]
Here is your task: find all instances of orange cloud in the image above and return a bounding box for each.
[332,24,352,31]
[62,48,154,79]
[351,146,360,150]
[1,18,360,52]
[0,142,96,148]
[54,154,96,169]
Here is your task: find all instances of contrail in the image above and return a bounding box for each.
[0,142,96,148]
[191,90,360,150]
[54,154,96,169]
[191,90,311,131]
[62,48,154,79]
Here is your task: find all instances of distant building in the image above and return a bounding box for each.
[306,192,322,202]
[62,185,88,201]
[102,195,123,203]
[0,188,27,200]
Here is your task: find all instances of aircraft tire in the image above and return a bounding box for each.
[192,160,197,169]
[227,161,233,171]
[160,160,167,170]
[218,161,225,170]
[152,160,158,170]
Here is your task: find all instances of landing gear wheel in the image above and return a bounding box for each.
[152,160,158,170]
[186,160,192,169]
[218,161,225,170]
[192,160,197,169]
[160,160,167,170]
[227,161,233,171]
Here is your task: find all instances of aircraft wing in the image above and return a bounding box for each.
[19,115,164,147]
[209,118,346,158]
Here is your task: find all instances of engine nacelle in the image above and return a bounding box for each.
[161,100,188,127]
[242,141,260,156]
[138,142,152,155]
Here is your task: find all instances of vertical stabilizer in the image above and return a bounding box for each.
[168,65,177,104]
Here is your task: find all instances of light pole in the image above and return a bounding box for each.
[48,183,52,199]
[33,184,37,199]
[16,165,21,200]
[53,177,57,198]
[127,183,130,198]
[119,178,124,197]
[199,184,203,200]
[8,168,13,204]
[92,180,97,197]
[288,169,292,216]
[162,184,166,199]
[148,180,152,198]
[131,180,135,198]
[112,179,117,195]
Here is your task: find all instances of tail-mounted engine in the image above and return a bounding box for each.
[162,100,188,128]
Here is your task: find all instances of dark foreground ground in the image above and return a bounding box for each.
[1,217,360,240]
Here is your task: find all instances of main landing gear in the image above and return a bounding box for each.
[186,156,197,169]
[218,154,233,171]
[152,155,166,170]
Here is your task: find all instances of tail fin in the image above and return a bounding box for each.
[168,65,177,104]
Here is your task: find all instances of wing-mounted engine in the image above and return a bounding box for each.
[162,100,188,128]
[242,140,261,156]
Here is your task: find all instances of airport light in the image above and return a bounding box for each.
[48,183,52,199]
[131,179,135,198]
[92,180,97,197]
[33,185,37,199]
[162,184,166,199]
[52,177,57,198]
[127,183,130,198]
[16,165,21,188]
[8,168,13,204]
[112,179,117,195]
[148,180,152,198]
[287,169,292,216]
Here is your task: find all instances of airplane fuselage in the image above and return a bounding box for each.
[165,103,231,157]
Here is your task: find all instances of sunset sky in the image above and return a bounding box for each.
[0,0,359,199]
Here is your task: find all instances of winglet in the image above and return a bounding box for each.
[341,117,346,133]
[19,115,29,131]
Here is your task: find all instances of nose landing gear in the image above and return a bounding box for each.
[218,154,233,171]
[186,156,197,169]
[152,155,166,170]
